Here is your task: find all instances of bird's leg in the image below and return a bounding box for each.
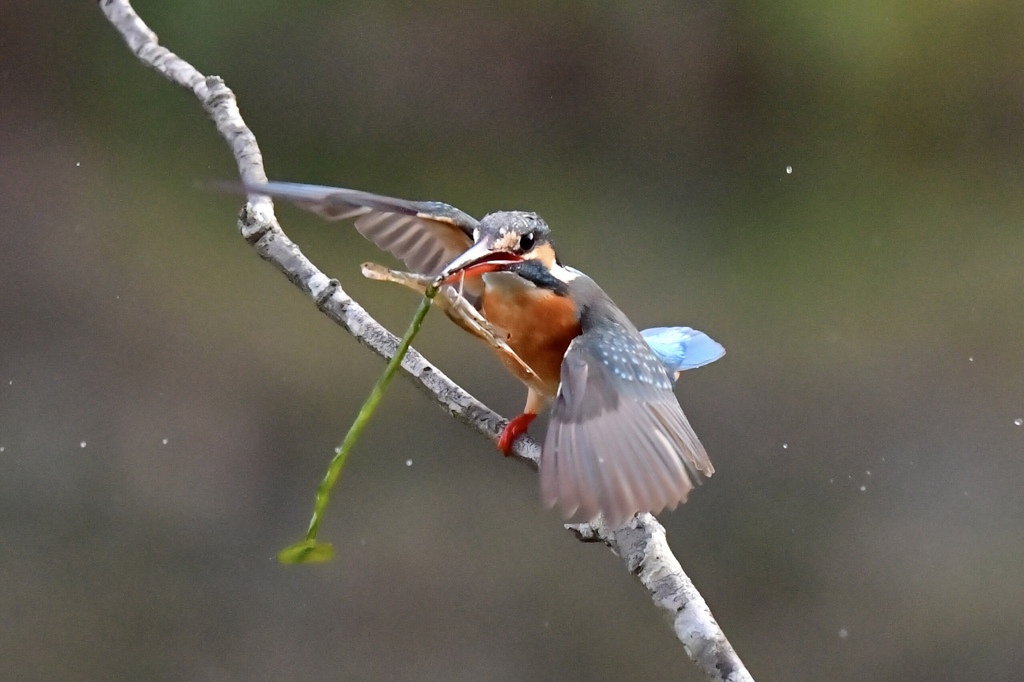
[498,388,548,455]
[498,414,536,455]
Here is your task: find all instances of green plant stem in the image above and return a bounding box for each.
[279,285,437,564]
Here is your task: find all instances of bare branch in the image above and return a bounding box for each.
[572,515,754,681]
[98,2,754,680]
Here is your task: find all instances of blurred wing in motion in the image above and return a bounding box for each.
[541,322,714,526]
[641,326,725,377]
[244,181,478,277]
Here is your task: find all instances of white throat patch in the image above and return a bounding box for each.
[549,263,580,283]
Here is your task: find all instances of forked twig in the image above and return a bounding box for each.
[360,263,547,394]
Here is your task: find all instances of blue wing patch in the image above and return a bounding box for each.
[640,327,725,377]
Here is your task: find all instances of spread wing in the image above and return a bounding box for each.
[541,322,714,526]
[244,181,477,277]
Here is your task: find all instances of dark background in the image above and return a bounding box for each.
[2,2,1023,680]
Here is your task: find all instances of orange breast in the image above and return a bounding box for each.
[481,286,581,395]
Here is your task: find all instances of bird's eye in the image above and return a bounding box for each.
[519,232,535,252]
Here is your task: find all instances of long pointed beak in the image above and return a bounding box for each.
[436,241,522,284]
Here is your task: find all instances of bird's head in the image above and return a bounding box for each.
[436,211,559,284]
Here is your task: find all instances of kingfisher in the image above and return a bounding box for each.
[240,181,723,526]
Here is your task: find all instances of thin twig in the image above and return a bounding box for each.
[281,285,439,565]
[98,2,754,680]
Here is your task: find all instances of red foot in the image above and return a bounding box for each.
[498,413,537,455]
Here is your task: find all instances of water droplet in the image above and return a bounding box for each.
[785,165,793,174]
[782,443,788,449]
[405,459,413,467]
[0,446,4,452]
[162,438,169,445]
[968,356,974,362]
[859,485,866,491]
[79,441,87,449]
[1015,418,1023,426]
[838,628,849,639]
[75,161,81,167]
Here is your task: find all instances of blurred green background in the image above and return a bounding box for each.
[2,2,1023,680]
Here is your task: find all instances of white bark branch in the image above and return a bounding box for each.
[98,2,754,680]
[571,516,754,681]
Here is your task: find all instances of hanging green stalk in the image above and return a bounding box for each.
[279,284,438,564]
